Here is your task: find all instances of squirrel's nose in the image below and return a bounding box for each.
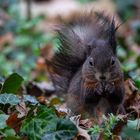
[99,75,106,80]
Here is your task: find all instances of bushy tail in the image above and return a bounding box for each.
[52,27,86,76]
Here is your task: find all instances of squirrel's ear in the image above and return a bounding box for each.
[109,17,117,54]
[86,39,97,56]
[86,42,93,56]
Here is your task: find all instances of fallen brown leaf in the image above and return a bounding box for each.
[56,103,70,117]
[37,96,49,104]
[6,112,24,134]
[70,115,91,140]
[124,79,140,117]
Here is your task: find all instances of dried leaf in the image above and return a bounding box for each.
[16,101,30,118]
[80,119,95,129]
[37,96,49,104]
[70,115,91,140]
[56,104,70,117]
[6,113,24,134]
[124,79,140,117]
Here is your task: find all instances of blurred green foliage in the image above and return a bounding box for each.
[89,114,119,140]
[77,0,96,4]
[0,0,19,35]
[115,0,139,21]
[122,119,140,140]
[114,0,140,89]
[0,0,54,80]
[117,42,140,89]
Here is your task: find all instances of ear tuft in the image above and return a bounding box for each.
[86,42,92,57]
[109,17,117,54]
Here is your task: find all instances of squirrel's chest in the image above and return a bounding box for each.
[83,80,97,89]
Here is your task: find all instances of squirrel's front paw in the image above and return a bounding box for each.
[94,83,103,95]
[105,83,115,94]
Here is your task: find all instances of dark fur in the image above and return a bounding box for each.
[47,12,125,115]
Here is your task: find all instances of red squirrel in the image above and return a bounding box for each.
[47,12,125,116]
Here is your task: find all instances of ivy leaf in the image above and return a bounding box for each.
[134,78,140,89]
[20,15,44,31]
[0,114,9,129]
[23,95,38,105]
[21,105,57,140]
[1,127,19,140]
[1,73,24,94]
[0,93,20,105]
[42,118,78,140]
[14,35,32,47]
[21,105,77,140]
[122,119,140,140]
[122,62,137,72]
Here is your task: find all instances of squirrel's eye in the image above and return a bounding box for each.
[111,57,115,65]
[89,58,94,66]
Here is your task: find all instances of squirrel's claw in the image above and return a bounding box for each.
[105,83,115,94]
[94,83,103,95]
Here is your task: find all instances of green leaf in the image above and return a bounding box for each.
[14,35,32,47]
[134,78,140,89]
[0,93,20,105]
[23,95,38,104]
[122,119,140,140]
[21,16,44,30]
[21,105,57,140]
[117,46,127,59]
[0,114,9,129]
[88,125,101,135]
[78,0,94,4]
[136,56,140,67]
[1,73,24,94]
[4,128,16,138]
[4,136,21,140]
[21,105,77,140]
[1,127,20,140]
[122,62,137,72]
[42,119,78,140]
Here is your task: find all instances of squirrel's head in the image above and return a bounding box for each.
[82,18,123,82]
[82,39,122,82]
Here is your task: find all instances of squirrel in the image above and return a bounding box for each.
[46,12,125,116]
